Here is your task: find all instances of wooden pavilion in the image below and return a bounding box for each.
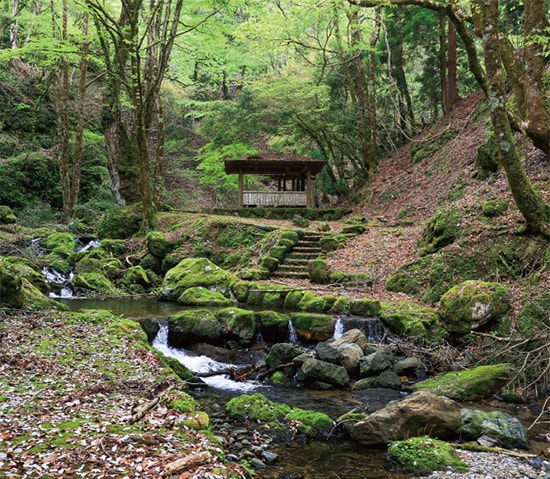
[224,154,326,207]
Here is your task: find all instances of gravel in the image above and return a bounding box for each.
[427,449,550,479]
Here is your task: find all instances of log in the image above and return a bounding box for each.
[161,451,212,477]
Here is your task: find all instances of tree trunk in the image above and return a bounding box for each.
[474,0,549,237]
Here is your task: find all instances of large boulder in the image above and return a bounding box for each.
[290,312,335,342]
[159,258,237,302]
[257,310,290,343]
[413,363,511,401]
[380,300,440,338]
[145,230,176,259]
[167,309,224,346]
[458,409,529,449]
[300,357,350,387]
[217,307,256,342]
[439,280,510,334]
[0,260,24,308]
[72,271,118,296]
[349,391,462,445]
[330,328,368,352]
[336,342,363,375]
[177,287,232,307]
[266,343,307,369]
[359,348,395,377]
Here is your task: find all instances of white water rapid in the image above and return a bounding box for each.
[152,322,262,392]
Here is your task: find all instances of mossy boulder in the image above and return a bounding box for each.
[297,291,326,313]
[155,350,194,381]
[160,257,237,302]
[72,271,118,296]
[120,265,153,291]
[0,205,17,224]
[308,259,329,284]
[319,236,339,252]
[380,300,441,338]
[0,260,25,308]
[290,312,335,342]
[413,363,511,401]
[230,281,254,304]
[266,342,307,368]
[177,286,232,307]
[439,280,510,334]
[225,393,333,438]
[349,298,381,317]
[98,239,127,256]
[417,208,461,255]
[257,310,291,342]
[168,309,224,346]
[217,307,256,342]
[73,255,123,279]
[41,232,76,258]
[517,292,550,338]
[387,436,469,475]
[97,204,145,239]
[146,230,176,259]
[301,357,350,387]
[3,256,48,293]
[284,290,306,309]
[481,200,508,217]
[458,409,529,449]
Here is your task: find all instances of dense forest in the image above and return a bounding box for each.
[0,0,547,231]
[1,1,550,478]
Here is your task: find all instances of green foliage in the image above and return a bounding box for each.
[387,436,469,475]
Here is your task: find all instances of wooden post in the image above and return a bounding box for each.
[306,169,312,207]
[238,171,243,207]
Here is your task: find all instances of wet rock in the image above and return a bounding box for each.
[458,408,529,449]
[336,342,363,375]
[350,391,461,445]
[266,343,307,368]
[315,342,340,364]
[329,328,368,352]
[301,357,350,387]
[359,348,395,376]
[261,450,279,464]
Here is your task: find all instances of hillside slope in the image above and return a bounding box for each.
[324,90,549,311]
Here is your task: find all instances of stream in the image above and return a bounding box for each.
[58,296,548,478]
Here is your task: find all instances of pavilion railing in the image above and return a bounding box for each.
[242,191,307,207]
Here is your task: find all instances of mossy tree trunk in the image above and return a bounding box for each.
[473,0,549,237]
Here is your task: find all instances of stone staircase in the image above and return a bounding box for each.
[271,232,323,280]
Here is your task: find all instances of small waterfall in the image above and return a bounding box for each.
[43,266,75,298]
[333,316,344,339]
[152,322,261,392]
[288,320,298,343]
[76,238,101,252]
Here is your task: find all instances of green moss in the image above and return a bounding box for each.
[414,363,511,401]
[340,224,367,235]
[387,436,468,475]
[308,259,329,284]
[517,292,550,337]
[328,297,350,314]
[42,232,76,258]
[349,299,381,317]
[286,409,334,437]
[155,350,194,380]
[417,208,461,255]
[284,290,306,309]
[481,200,508,217]
[260,256,279,271]
[146,230,175,258]
[72,271,118,296]
[231,281,254,303]
[97,203,145,239]
[217,306,256,341]
[226,393,291,422]
[290,312,335,341]
[297,291,326,313]
[177,286,232,306]
[380,301,440,338]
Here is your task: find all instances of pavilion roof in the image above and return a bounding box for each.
[224,153,326,179]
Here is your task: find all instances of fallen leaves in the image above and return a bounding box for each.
[0,312,248,478]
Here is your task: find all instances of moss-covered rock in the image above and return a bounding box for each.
[120,265,153,291]
[439,280,510,334]
[41,232,76,258]
[260,256,279,272]
[290,312,335,342]
[413,363,511,401]
[72,271,118,296]
[217,307,256,341]
[517,292,550,337]
[266,342,307,368]
[417,208,461,255]
[328,297,350,314]
[257,310,291,343]
[349,298,381,317]
[97,204,146,239]
[308,259,329,284]
[177,286,232,307]
[168,309,224,346]
[146,230,176,259]
[481,200,508,217]
[0,260,24,307]
[284,290,306,310]
[387,436,468,475]
[225,393,333,438]
[380,300,440,338]
[458,409,529,449]
[297,291,326,313]
[98,239,127,256]
[160,257,237,302]
[155,350,194,381]
[0,205,17,224]
[73,254,123,279]
[3,256,48,293]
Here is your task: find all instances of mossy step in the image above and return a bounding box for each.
[276,265,309,273]
[293,247,323,253]
[272,271,309,279]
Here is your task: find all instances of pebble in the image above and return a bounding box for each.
[426,450,550,479]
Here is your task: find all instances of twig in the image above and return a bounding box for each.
[527,391,550,431]
[128,385,174,424]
